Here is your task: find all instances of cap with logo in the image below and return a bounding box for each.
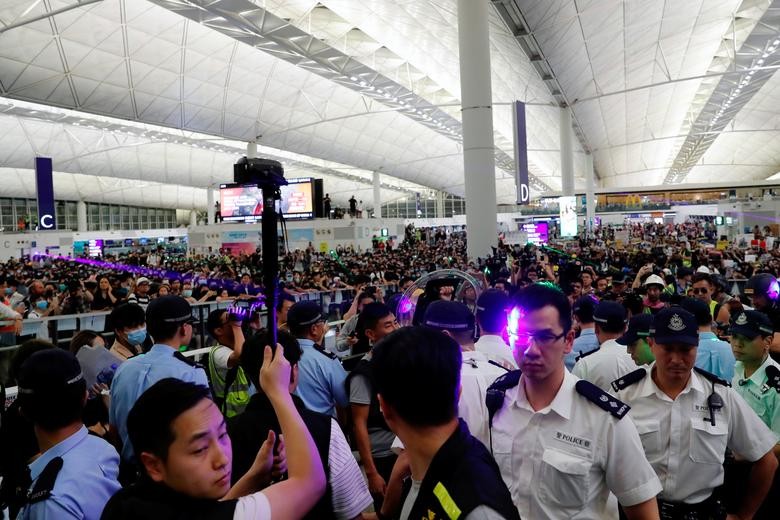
[730,310,773,339]
[287,301,325,330]
[617,313,654,346]
[146,295,193,328]
[423,300,475,331]
[593,301,627,329]
[643,274,665,288]
[744,273,779,300]
[651,307,698,346]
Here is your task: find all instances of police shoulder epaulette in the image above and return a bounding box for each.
[486,370,522,426]
[693,367,731,387]
[27,457,63,504]
[576,347,600,362]
[174,351,202,369]
[314,344,337,360]
[575,380,630,419]
[611,368,648,392]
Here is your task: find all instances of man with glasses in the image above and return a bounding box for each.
[288,301,348,418]
[488,283,661,519]
[110,295,207,468]
[691,273,717,319]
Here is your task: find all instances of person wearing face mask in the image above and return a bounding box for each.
[288,301,348,418]
[108,303,148,361]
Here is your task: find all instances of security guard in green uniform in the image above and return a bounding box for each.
[371,326,519,520]
[726,310,780,519]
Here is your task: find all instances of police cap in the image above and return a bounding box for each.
[651,307,698,346]
[287,301,324,329]
[617,313,654,346]
[423,300,475,332]
[730,310,773,339]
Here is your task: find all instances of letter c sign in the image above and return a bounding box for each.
[40,214,54,229]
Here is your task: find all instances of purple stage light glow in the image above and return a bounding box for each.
[398,297,414,314]
[38,253,268,300]
[768,280,780,301]
[507,306,524,337]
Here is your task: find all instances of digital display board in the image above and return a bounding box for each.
[87,239,103,257]
[521,222,548,246]
[559,196,578,237]
[220,178,314,221]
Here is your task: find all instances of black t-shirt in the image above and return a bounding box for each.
[101,480,237,520]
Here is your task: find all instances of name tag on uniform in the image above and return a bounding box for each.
[694,404,722,414]
[554,431,592,449]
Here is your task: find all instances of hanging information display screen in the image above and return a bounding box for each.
[559,196,578,237]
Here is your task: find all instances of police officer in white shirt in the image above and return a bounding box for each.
[474,289,517,370]
[423,300,506,448]
[573,301,638,392]
[613,307,778,520]
[488,283,662,519]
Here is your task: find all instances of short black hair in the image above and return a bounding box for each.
[147,317,182,344]
[127,378,211,466]
[241,330,302,390]
[276,293,296,312]
[399,276,414,287]
[206,309,227,337]
[109,303,146,332]
[372,326,460,427]
[692,273,713,286]
[354,302,394,355]
[514,283,572,334]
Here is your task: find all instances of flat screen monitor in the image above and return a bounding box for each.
[521,222,548,246]
[220,178,314,222]
[559,196,578,237]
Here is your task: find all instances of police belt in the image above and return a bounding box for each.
[657,495,725,520]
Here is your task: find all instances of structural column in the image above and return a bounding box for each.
[436,191,445,218]
[585,153,595,236]
[207,187,215,225]
[189,210,198,227]
[76,200,87,232]
[247,140,257,159]
[560,107,575,197]
[373,171,382,219]
[457,0,498,260]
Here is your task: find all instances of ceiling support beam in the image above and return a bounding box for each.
[0,0,103,34]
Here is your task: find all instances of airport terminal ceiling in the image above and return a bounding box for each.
[0,0,778,210]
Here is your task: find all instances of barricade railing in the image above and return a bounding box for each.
[0,283,397,352]
[2,317,349,411]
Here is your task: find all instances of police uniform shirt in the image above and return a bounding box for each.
[459,351,507,448]
[616,364,777,503]
[399,480,505,520]
[18,426,121,520]
[572,339,638,392]
[293,338,348,417]
[733,356,780,441]
[565,328,599,372]
[490,371,662,519]
[474,334,518,370]
[110,344,210,461]
[695,332,736,382]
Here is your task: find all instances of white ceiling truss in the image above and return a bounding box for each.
[0,0,778,208]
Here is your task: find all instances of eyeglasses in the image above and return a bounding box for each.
[512,331,566,348]
[692,288,709,294]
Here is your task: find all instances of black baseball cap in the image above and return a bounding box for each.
[612,273,628,285]
[287,301,324,329]
[651,307,698,346]
[617,313,654,346]
[423,300,475,332]
[146,295,193,328]
[17,349,84,396]
[572,295,597,322]
[730,310,773,339]
[476,289,509,319]
[593,301,627,329]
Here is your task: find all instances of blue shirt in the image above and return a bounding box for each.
[293,338,348,417]
[18,426,120,520]
[695,331,736,381]
[110,344,210,462]
[566,328,599,372]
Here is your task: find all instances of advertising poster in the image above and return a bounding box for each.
[559,196,578,237]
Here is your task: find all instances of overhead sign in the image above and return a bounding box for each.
[35,157,56,230]
[513,101,530,205]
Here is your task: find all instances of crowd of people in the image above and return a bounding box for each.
[1,219,780,519]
